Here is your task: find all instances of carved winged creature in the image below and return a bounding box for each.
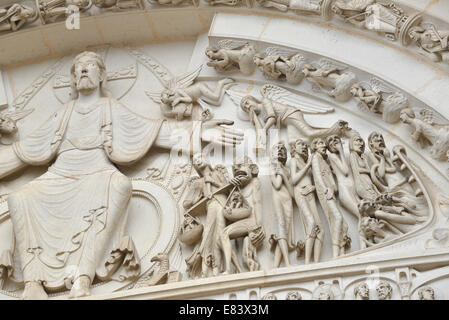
[227,84,350,153]
[351,77,409,123]
[253,46,306,85]
[146,65,235,120]
[205,39,257,75]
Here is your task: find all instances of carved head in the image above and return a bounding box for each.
[70,51,108,98]
[150,252,168,264]
[354,282,370,300]
[368,132,386,153]
[376,281,393,300]
[326,135,342,154]
[310,138,327,157]
[192,153,210,172]
[240,95,261,114]
[286,291,302,300]
[289,138,309,161]
[349,134,365,155]
[229,191,244,208]
[399,108,415,124]
[408,26,425,42]
[418,286,435,300]
[233,156,258,178]
[271,141,288,165]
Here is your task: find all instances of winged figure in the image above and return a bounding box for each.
[146,65,235,120]
[253,47,306,85]
[205,40,257,75]
[226,84,351,153]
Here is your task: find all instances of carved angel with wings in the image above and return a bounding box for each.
[253,47,306,85]
[205,40,257,75]
[0,108,34,141]
[302,59,357,102]
[226,84,351,153]
[146,65,235,120]
[351,78,409,123]
[400,108,449,161]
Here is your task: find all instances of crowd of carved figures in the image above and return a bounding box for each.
[178,125,428,277]
[1,1,448,67]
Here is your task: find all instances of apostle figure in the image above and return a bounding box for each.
[0,51,243,299]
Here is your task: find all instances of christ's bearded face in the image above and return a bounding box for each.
[74,56,102,94]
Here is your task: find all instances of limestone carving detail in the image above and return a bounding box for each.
[0,108,34,140]
[94,0,144,10]
[0,51,242,299]
[289,138,323,264]
[206,40,257,75]
[409,24,449,65]
[37,0,92,24]
[147,66,234,120]
[226,84,347,153]
[302,59,358,102]
[253,47,306,85]
[0,3,37,32]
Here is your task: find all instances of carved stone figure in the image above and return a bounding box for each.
[205,40,256,75]
[313,283,338,300]
[354,282,370,300]
[0,109,34,140]
[333,1,422,44]
[349,134,381,202]
[331,0,374,24]
[310,138,350,258]
[94,0,144,10]
[227,84,349,153]
[367,132,421,208]
[418,286,435,300]
[376,281,393,300]
[326,135,360,219]
[302,59,358,102]
[38,0,92,24]
[270,141,295,268]
[409,24,449,64]
[147,66,235,121]
[221,190,265,274]
[145,253,181,286]
[359,216,400,246]
[351,80,409,124]
[183,153,230,278]
[289,139,323,264]
[0,51,242,299]
[253,47,306,85]
[286,291,302,300]
[400,108,449,161]
[256,0,332,19]
[228,157,265,272]
[0,4,36,32]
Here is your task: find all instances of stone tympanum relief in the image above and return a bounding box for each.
[0,51,243,299]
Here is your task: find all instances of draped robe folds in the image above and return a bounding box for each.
[0,97,202,290]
